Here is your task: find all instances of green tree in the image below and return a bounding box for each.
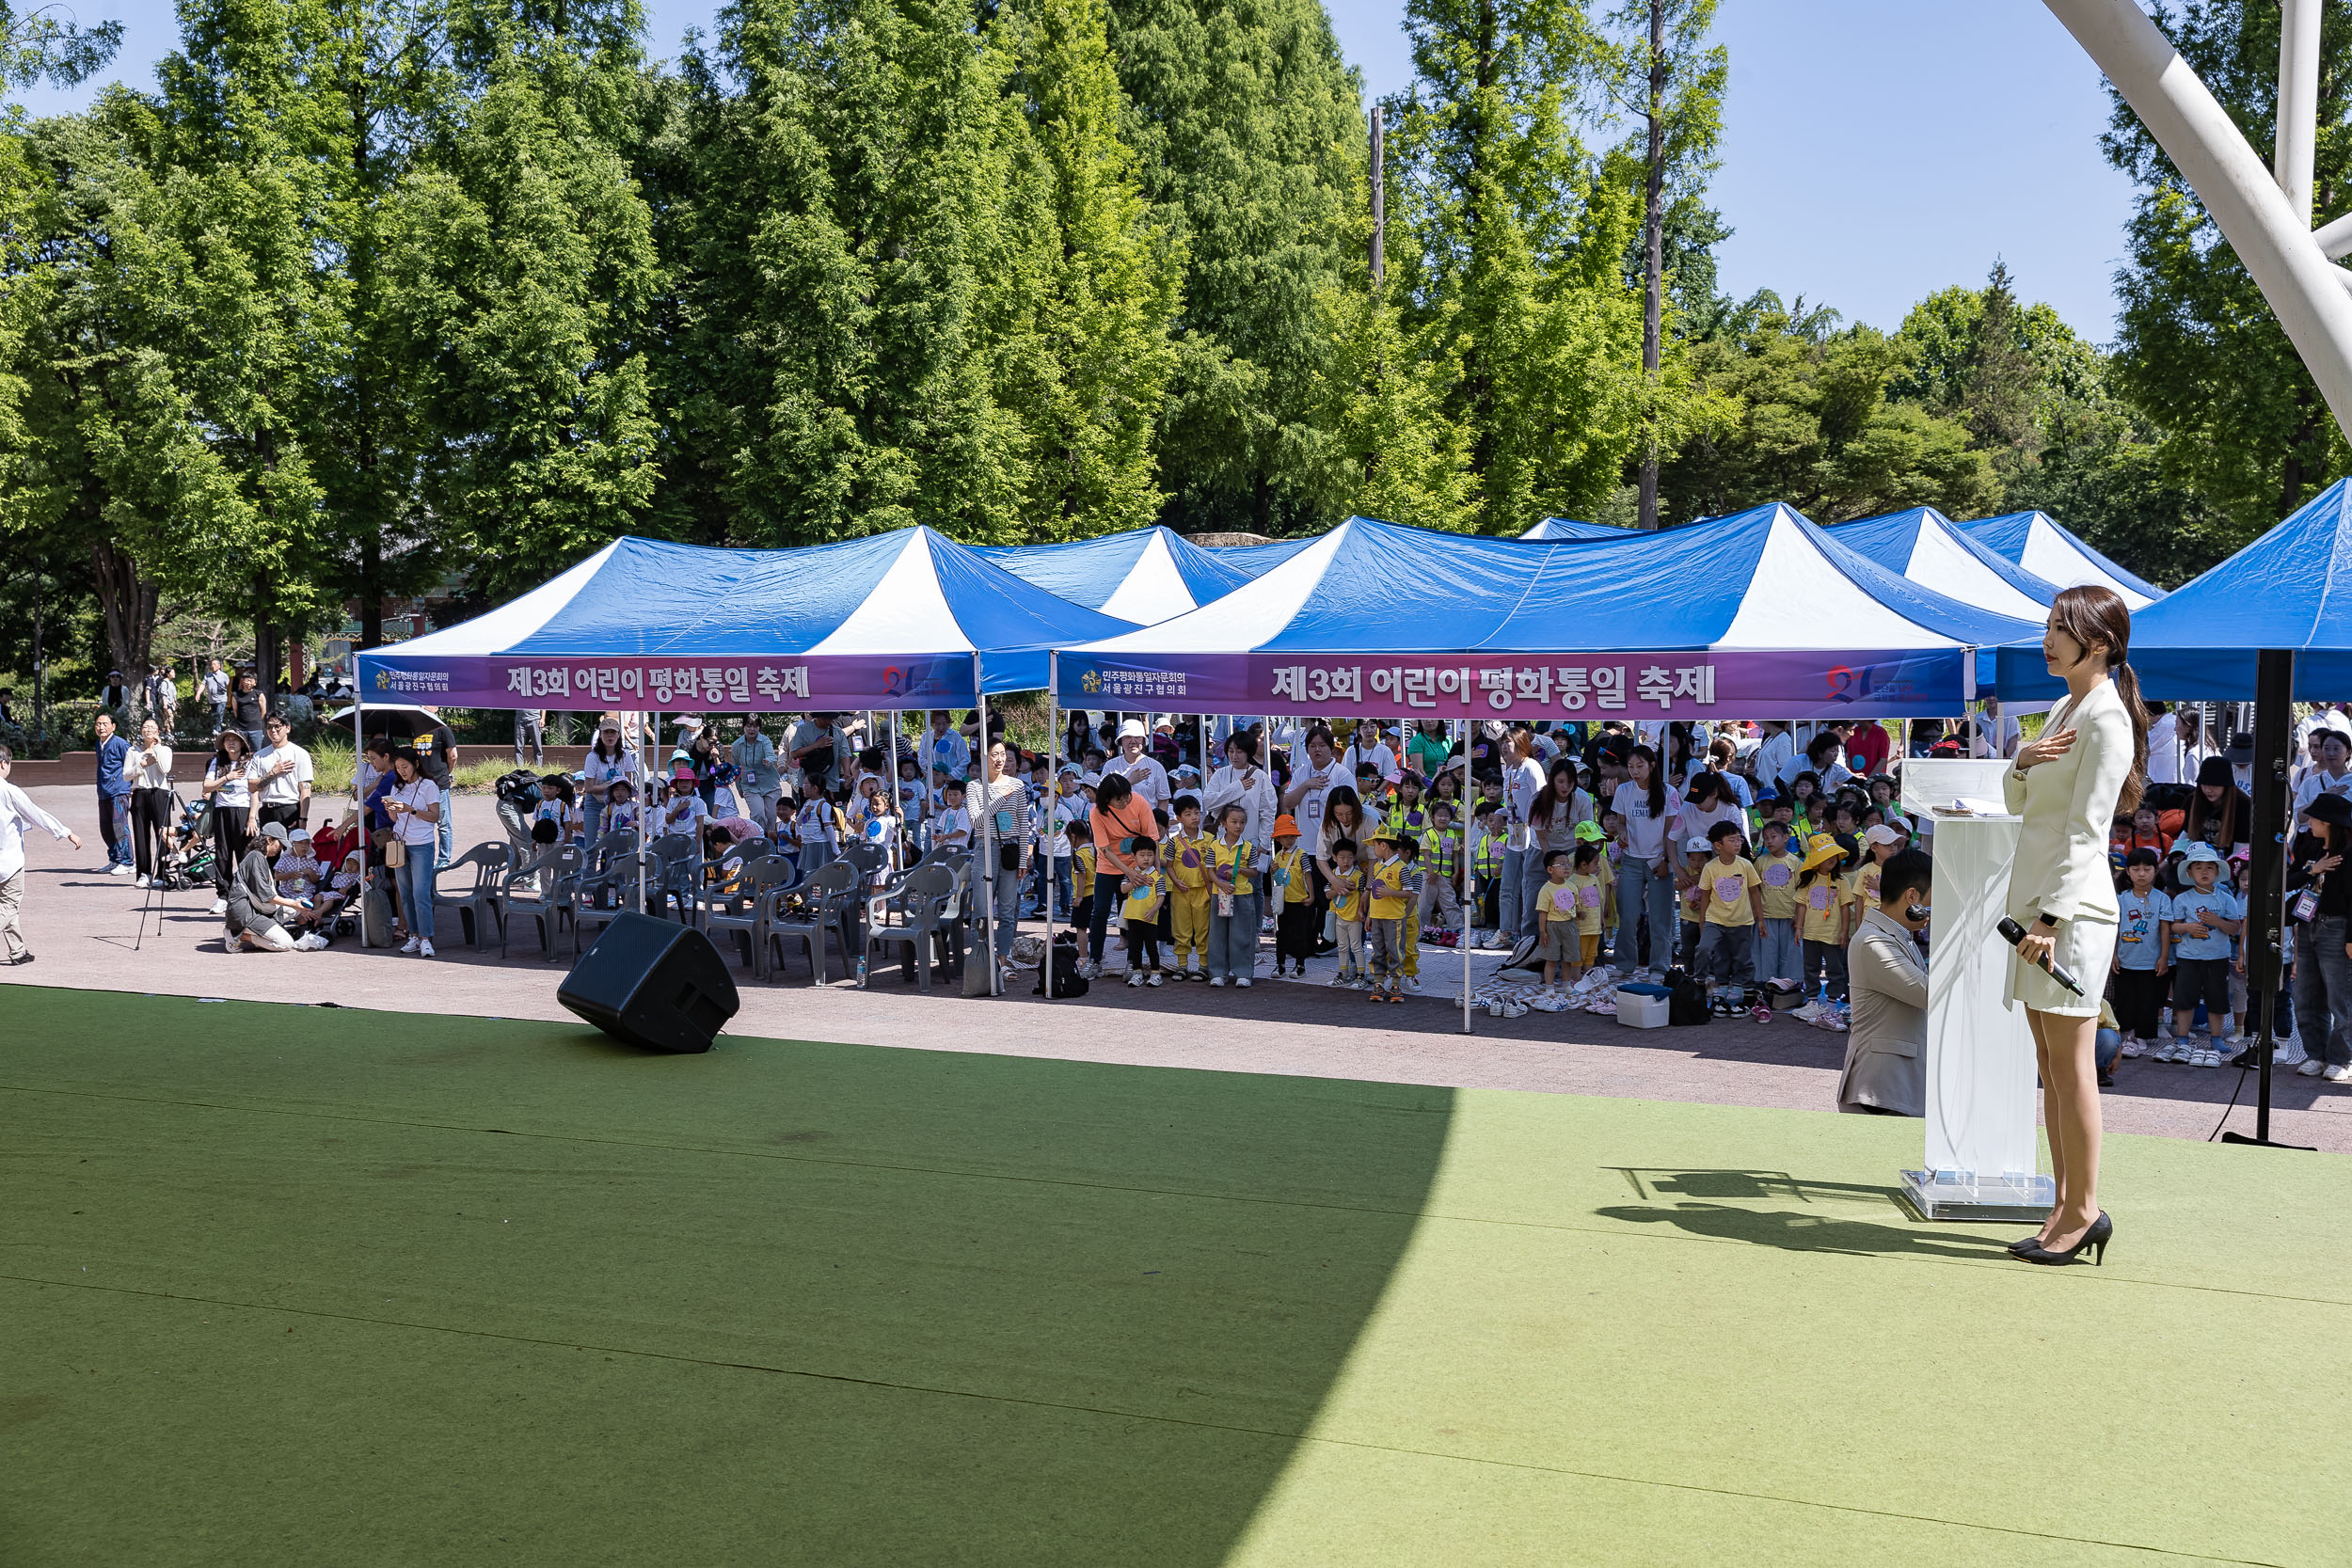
[654,0,1029,546]
[2104,0,2352,540]
[990,0,1184,539]
[388,0,662,601]
[1596,0,1724,531]
[1661,291,1996,524]
[1388,0,1647,532]
[1104,0,1366,534]
[0,0,121,91]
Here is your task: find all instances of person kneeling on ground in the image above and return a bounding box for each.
[223,820,326,952]
[1837,847,1933,1116]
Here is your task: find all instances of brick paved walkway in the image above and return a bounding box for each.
[8,785,2347,1152]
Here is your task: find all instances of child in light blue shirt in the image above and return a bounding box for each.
[2166,842,2242,1060]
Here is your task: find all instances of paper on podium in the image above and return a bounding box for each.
[1900,758,2016,820]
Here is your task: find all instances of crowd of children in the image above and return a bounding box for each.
[472,706,2339,1075]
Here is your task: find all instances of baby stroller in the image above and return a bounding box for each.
[153,794,217,892]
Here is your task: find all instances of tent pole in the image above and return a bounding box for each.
[2224,648,2312,1150]
[976,655,996,996]
[1449,714,1468,1034]
[1043,662,1059,1003]
[355,680,369,946]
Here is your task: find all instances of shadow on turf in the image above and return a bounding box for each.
[1596,1199,2014,1259]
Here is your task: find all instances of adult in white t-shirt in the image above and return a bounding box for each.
[248,714,313,835]
[1500,731,1549,941]
[579,723,641,842]
[1104,719,1169,809]
[1339,719,1400,787]
[1609,747,1684,978]
[1201,732,1278,868]
[1753,722,1797,796]
[2293,724,2352,827]
[382,750,443,956]
[120,719,175,886]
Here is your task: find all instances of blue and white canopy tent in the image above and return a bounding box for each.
[1828,506,2058,624]
[1054,503,2040,723]
[356,528,1137,712]
[1995,478,2352,701]
[973,526,1252,624]
[1960,510,2162,610]
[1518,517,1631,540]
[1205,535,1323,578]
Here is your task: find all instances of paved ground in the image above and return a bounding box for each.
[8,784,2348,1152]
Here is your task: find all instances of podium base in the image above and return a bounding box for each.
[1898,1169,2055,1224]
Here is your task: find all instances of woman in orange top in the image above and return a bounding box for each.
[1087,771,1161,976]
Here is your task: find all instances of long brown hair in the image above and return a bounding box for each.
[2049,583,2149,814]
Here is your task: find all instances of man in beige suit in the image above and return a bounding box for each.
[1839,847,1934,1117]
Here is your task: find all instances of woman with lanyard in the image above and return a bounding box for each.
[1501,728,1547,942]
[121,717,174,888]
[1518,759,1592,950]
[1084,771,1159,976]
[1278,723,1342,950]
[1610,744,1683,981]
[381,747,443,957]
[203,730,257,916]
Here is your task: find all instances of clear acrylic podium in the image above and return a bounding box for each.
[1897,760,2058,1223]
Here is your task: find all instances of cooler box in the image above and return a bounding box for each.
[1615,983,1672,1030]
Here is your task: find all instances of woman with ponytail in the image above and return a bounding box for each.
[2004,584,2149,1267]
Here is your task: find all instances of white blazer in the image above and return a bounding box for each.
[2001,679,2134,927]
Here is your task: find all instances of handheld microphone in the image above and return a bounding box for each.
[1996,916,2084,996]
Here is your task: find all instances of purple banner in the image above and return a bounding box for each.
[1056,649,1970,720]
[357,653,978,711]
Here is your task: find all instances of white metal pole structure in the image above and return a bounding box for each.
[975,655,997,996]
[1459,718,1474,1036]
[1043,662,1059,1003]
[2044,0,2352,440]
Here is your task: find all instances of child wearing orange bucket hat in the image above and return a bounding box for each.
[1268,813,1317,978]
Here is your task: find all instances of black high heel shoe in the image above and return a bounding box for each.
[2015,1211,2111,1266]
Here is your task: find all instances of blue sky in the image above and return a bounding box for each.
[18,0,2140,341]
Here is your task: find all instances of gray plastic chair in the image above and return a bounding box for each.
[431,843,511,950]
[765,861,860,985]
[864,863,958,991]
[496,843,580,958]
[699,855,800,975]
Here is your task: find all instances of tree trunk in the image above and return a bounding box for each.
[254,584,281,703]
[91,539,158,690]
[1638,0,1667,531]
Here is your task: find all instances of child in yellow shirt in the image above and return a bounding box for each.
[1165,794,1212,981]
[1205,801,1259,987]
[1327,838,1368,988]
[1364,829,1411,1003]
[1120,840,1168,988]
[1794,832,1854,1008]
[1693,820,1762,1017]
[1751,817,1804,988]
[1530,848,1583,1006]
[1269,814,1313,978]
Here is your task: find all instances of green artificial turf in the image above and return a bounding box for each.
[2,987,2346,1567]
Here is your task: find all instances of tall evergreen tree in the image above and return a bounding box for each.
[991,0,1184,538]
[1104,0,1364,534]
[389,0,662,601]
[656,0,1028,546]
[1388,0,1646,531]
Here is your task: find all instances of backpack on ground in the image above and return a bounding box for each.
[1664,967,1711,1026]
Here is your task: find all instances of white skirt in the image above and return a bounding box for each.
[2005,914,2117,1018]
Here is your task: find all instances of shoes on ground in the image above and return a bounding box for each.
[2297,1057,2327,1076]
[1750,1005,1772,1023]
[2326,1063,2352,1083]
[1146,972,1163,988]
[1234,977,1251,989]
[2119,1039,2144,1058]
[108,863,134,877]
[1127,972,1144,988]
[1208,975,1228,987]
[399,936,421,955]
[419,940,437,958]
[1403,975,1422,993]
[209,897,229,916]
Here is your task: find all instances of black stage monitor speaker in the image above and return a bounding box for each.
[559,913,740,1053]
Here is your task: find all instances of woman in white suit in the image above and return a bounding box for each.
[2003,585,2148,1267]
